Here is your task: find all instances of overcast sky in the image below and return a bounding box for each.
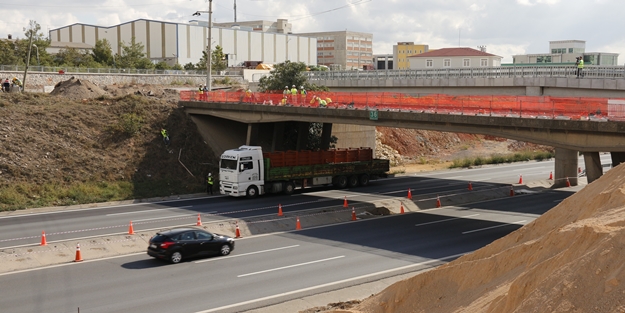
[2,0,624,64]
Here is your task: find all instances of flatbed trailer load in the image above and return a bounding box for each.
[219,146,389,198]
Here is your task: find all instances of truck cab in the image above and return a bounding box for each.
[219,146,265,198]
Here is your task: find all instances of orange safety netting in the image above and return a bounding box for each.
[179,90,618,120]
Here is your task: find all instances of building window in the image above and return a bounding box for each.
[480,59,488,67]
[444,59,450,67]
[426,59,433,67]
[463,59,470,67]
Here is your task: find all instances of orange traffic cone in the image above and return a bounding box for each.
[468,182,473,191]
[436,196,441,208]
[128,221,135,235]
[296,217,302,230]
[407,188,412,200]
[343,196,348,208]
[566,177,571,187]
[351,207,357,221]
[278,204,284,216]
[196,214,202,226]
[549,172,553,180]
[400,204,405,214]
[510,186,515,196]
[74,243,83,262]
[235,223,241,238]
[40,231,47,246]
[518,175,523,184]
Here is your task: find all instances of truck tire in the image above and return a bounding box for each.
[283,181,295,195]
[347,175,359,187]
[359,174,370,186]
[246,185,259,199]
[334,176,348,189]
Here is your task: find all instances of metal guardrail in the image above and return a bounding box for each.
[305,65,625,80]
[0,64,243,76]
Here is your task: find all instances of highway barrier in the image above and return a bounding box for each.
[180,90,625,121]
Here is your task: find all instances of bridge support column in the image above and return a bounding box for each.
[245,123,259,146]
[271,122,286,152]
[583,152,603,184]
[320,123,333,150]
[296,122,310,150]
[611,152,625,168]
[554,148,578,188]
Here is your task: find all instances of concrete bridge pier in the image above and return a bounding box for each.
[296,122,311,150]
[611,152,625,168]
[320,123,333,150]
[554,148,578,188]
[583,152,603,184]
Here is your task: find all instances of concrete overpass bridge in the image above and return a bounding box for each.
[180,87,625,187]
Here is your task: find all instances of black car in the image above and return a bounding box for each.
[147,227,235,263]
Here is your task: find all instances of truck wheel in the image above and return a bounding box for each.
[246,186,259,198]
[334,176,348,189]
[283,181,295,195]
[347,175,359,187]
[359,174,370,186]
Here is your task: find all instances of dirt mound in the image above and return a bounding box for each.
[333,163,625,313]
[49,77,107,100]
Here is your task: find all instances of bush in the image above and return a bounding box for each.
[117,113,143,136]
[449,150,554,169]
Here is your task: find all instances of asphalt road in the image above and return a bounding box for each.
[0,154,608,249]
[0,188,576,313]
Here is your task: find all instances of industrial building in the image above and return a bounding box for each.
[295,30,373,70]
[48,18,317,68]
[512,40,619,65]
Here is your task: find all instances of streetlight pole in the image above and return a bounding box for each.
[194,1,213,92]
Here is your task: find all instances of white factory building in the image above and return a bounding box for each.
[48,19,317,67]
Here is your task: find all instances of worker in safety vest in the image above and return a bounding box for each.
[311,95,327,108]
[161,128,170,145]
[576,56,584,78]
[198,84,204,101]
[299,86,307,105]
[290,85,298,105]
[281,95,288,106]
[11,77,22,92]
[206,173,214,195]
[244,88,253,103]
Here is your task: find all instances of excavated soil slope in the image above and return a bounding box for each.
[327,163,625,313]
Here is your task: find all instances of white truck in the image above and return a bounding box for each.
[219,145,390,198]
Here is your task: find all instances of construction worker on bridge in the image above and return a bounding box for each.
[576,56,584,78]
[311,95,327,108]
[290,85,298,105]
[299,86,307,105]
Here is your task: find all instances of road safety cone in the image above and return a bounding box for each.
[40,231,47,246]
[235,223,241,238]
[196,214,202,226]
[566,177,571,187]
[407,188,412,200]
[518,175,523,184]
[400,204,405,214]
[296,217,302,230]
[351,207,357,221]
[436,196,441,208]
[343,196,348,208]
[468,182,473,191]
[549,172,553,180]
[510,186,515,196]
[128,221,135,235]
[74,243,83,262]
[278,204,284,216]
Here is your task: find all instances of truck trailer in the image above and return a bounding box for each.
[219,146,390,198]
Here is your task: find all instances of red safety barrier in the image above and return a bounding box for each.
[179,90,622,120]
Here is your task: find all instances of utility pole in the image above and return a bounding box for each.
[208,0,213,91]
[234,0,237,23]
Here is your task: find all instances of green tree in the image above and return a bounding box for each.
[196,50,208,70]
[92,39,114,66]
[154,61,171,70]
[0,40,19,65]
[211,45,227,73]
[54,47,96,67]
[116,37,154,69]
[183,62,196,70]
[257,60,328,92]
[172,63,183,70]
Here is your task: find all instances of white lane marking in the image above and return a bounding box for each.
[195,245,300,263]
[196,252,467,313]
[133,214,195,222]
[512,167,544,171]
[462,220,527,234]
[415,214,480,227]
[237,256,345,278]
[446,176,464,179]
[105,206,194,216]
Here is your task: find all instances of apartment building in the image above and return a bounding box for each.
[295,30,373,70]
[393,42,429,70]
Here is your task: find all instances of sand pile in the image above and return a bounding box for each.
[49,76,107,100]
[336,163,625,313]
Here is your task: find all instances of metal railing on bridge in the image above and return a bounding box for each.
[0,64,242,76]
[304,65,625,80]
[181,90,625,121]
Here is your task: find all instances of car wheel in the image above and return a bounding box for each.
[359,174,370,186]
[334,176,348,189]
[283,181,295,195]
[347,175,359,187]
[220,244,232,256]
[246,185,258,199]
[170,251,183,264]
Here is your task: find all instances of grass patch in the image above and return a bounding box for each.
[448,150,554,169]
